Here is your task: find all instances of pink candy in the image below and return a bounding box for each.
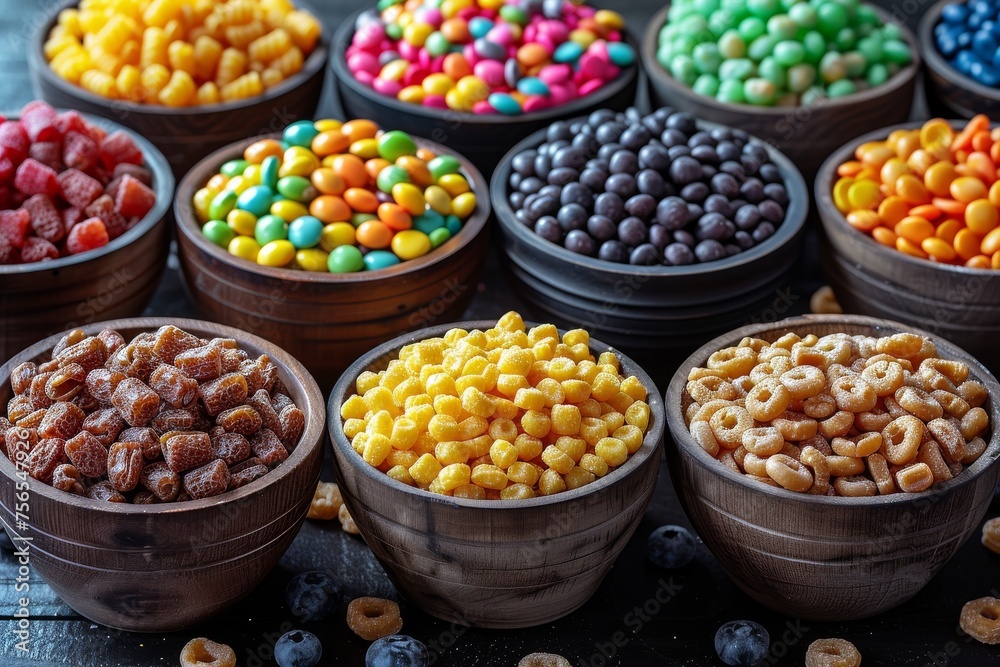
[347,52,380,76]
[473,60,505,86]
[423,95,448,109]
[354,23,384,50]
[539,64,572,85]
[472,100,495,114]
[373,78,402,96]
[578,79,604,96]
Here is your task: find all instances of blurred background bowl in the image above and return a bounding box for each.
[327,319,664,629]
[665,314,1000,621]
[0,317,325,632]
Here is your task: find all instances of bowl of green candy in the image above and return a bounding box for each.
[641,0,921,177]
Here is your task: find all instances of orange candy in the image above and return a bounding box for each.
[244,139,283,164]
[895,216,934,244]
[396,156,433,187]
[311,168,345,196]
[330,155,368,188]
[344,187,379,213]
[310,195,351,223]
[442,52,471,80]
[355,220,392,249]
[341,119,379,143]
[311,130,351,156]
[377,203,412,231]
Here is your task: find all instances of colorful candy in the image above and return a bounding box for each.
[345,0,634,115]
[195,119,477,272]
[657,0,914,107]
[833,115,1000,269]
[935,0,1000,88]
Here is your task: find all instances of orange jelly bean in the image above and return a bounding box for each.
[896,174,930,204]
[311,130,351,157]
[311,168,345,196]
[921,237,957,262]
[341,119,379,142]
[244,139,283,164]
[895,216,935,244]
[954,228,983,261]
[966,255,991,269]
[872,226,898,247]
[310,195,352,223]
[896,237,928,259]
[344,187,379,213]
[908,204,941,220]
[935,219,963,244]
[966,199,999,234]
[396,156,433,187]
[950,176,988,203]
[355,220,392,248]
[330,155,368,188]
[983,227,1000,256]
[878,196,909,226]
[924,162,957,197]
[377,203,412,231]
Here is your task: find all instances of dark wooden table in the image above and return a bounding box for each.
[2,2,998,665]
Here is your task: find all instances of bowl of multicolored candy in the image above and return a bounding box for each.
[174,117,491,389]
[920,0,1000,120]
[0,101,173,365]
[641,0,921,176]
[331,1,640,170]
[29,0,328,176]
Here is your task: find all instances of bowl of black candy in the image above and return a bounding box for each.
[489,106,808,370]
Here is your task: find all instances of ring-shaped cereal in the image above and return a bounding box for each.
[741,427,784,457]
[757,345,792,362]
[749,356,794,384]
[855,407,892,433]
[831,375,878,412]
[826,455,866,476]
[832,475,877,497]
[919,366,958,393]
[802,393,837,420]
[805,638,862,667]
[895,462,934,493]
[690,399,734,423]
[982,518,1000,555]
[958,380,989,407]
[800,445,830,495]
[687,367,726,382]
[179,638,237,667]
[779,365,826,400]
[346,597,404,641]
[961,407,990,441]
[690,420,720,456]
[867,452,896,495]
[867,352,914,372]
[731,374,755,396]
[926,417,967,462]
[737,336,769,352]
[960,597,1000,645]
[931,390,971,418]
[881,415,924,465]
[920,357,970,385]
[706,346,758,378]
[773,333,801,350]
[765,453,813,492]
[918,441,954,483]
[963,437,988,465]
[686,376,739,403]
[883,396,907,419]
[717,450,740,473]
[709,406,753,448]
[801,434,833,455]
[819,410,855,439]
[895,386,944,421]
[876,332,925,358]
[518,653,572,667]
[773,411,819,442]
[825,363,852,384]
[854,335,877,358]
[742,452,769,476]
[861,359,905,397]
[746,379,791,422]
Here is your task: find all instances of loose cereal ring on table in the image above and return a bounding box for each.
[961,597,1000,644]
[347,597,403,641]
[805,637,862,667]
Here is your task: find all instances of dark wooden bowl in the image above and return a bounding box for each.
[28,0,328,178]
[327,320,664,629]
[331,9,640,173]
[174,134,490,391]
[665,314,1000,621]
[0,112,173,366]
[919,0,1000,120]
[642,3,921,179]
[0,318,325,632]
[816,120,1000,372]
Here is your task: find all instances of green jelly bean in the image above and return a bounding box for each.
[788,3,817,28]
[718,30,746,58]
[738,16,766,42]
[835,27,856,51]
[856,5,878,26]
[385,23,403,40]
[276,176,317,203]
[882,39,912,65]
[208,189,238,221]
[747,0,779,19]
[801,85,827,107]
[378,130,417,162]
[857,36,882,63]
[842,51,867,77]
[837,0,860,12]
[744,77,777,105]
[670,54,699,86]
[428,227,451,249]
[220,159,248,178]
[758,57,787,88]
[261,155,279,190]
[445,215,462,236]
[693,73,721,96]
[679,15,709,35]
[254,214,288,246]
[866,62,889,86]
[202,220,235,247]
[283,120,319,148]
[817,3,848,40]
[773,40,805,66]
[499,5,528,24]
[779,0,799,11]
[351,212,377,228]
[819,51,846,82]
[427,155,460,180]
[673,34,700,55]
[787,63,816,93]
[693,0,721,16]
[657,44,674,69]
[425,31,451,56]
[692,43,722,74]
[328,245,365,273]
[377,0,401,10]
[826,78,857,98]
[802,31,827,64]
[748,34,779,61]
[719,57,754,80]
[717,78,746,103]
[766,15,797,40]
[377,165,410,193]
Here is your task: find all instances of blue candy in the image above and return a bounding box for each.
[935,0,1000,86]
[364,250,401,270]
[942,3,970,22]
[517,76,550,96]
[553,41,584,63]
[468,17,494,39]
[488,92,523,115]
[607,42,636,67]
[236,185,274,217]
[412,211,445,234]
[288,216,323,249]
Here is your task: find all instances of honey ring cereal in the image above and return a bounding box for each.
[926,418,967,462]
[819,410,855,439]
[800,446,831,495]
[961,407,990,441]
[743,452,769,477]
[931,390,971,418]
[691,420,720,457]
[707,346,757,378]
[963,437,988,465]
[779,365,827,400]
[804,638,862,667]
[746,379,792,423]
[803,393,838,420]
[741,427,785,457]
[982,518,1000,555]
[881,415,924,465]
[960,597,1000,645]
[749,356,794,385]
[861,359,905,397]
[686,376,739,403]
[518,653,572,667]
[709,406,752,448]
[855,408,893,433]
[918,441,954,483]
[179,638,237,667]
[895,386,944,421]
[346,597,403,641]
[831,375,878,412]
[765,454,813,492]
[867,453,896,495]
[832,475,877,497]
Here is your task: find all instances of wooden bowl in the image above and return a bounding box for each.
[0,317,325,632]
[816,120,1000,372]
[665,314,1000,621]
[28,0,329,178]
[327,320,665,629]
[174,134,490,391]
[331,9,640,173]
[0,112,173,366]
[642,2,921,178]
[919,0,1000,120]
[490,116,808,360]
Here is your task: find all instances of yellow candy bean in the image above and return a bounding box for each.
[227,208,257,236]
[271,200,310,222]
[392,183,426,216]
[398,85,425,104]
[349,138,380,160]
[391,229,432,260]
[451,192,476,219]
[438,173,470,197]
[424,185,452,215]
[314,119,342,132]
[229,235,261,261]
[320,222,356,251]
[295,248,329,272]
[422,73,454,96]
[257,239,296,266]
[279,155,319,178]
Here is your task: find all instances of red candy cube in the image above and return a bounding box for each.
[98,131,143,170]
[23,194,64,243]
[58,169,103,209]
[63,131,98,172]
[20,101,60,143]
[66,217,109,255]
[15,159,60,197]
[20,236,59,262]
[0,208,30,248]
[114,174,156,218]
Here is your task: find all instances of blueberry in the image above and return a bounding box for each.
[552,146,586,170]
[285,571,342,622]
[758,200,785,224]
[594,192,625,221]
[638,144,671,171]
[680,182,709,204]
[714,620,770,666]
[694,239,726,262]
[557,204,588,232]
[752,221,776,243]
[606,173,638,198]
[655,197,690,230]
[691,144,719,165]
[587,215,617,241]
[669,156,703,186]
[609,150,639,175]
[511,150,536,175]
[637,169,669,198]
[0,529,14,551]
[648,224,671,249]
[665,111,697,136]
[647,524,697,568]
[548,167,579,186]
[275,630,322,667]
[624,194,657,220]
[366,635,429,667]
[560,182,593,208]
[660,128,689,147]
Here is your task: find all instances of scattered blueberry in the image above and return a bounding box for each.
[714,620,770,666]
[647,524,697,568]
[366,634,430,667]
[285,571,342,622]
[275,630,322,667]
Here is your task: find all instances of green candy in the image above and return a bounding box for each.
[693,0,722,16]
[385,23,403,40]
[866,62,889,86]
[202,220,235,247]
[428,227,451,248]
[351,212,377,228]
[208,190,238,221]
[499,5,528,24]
[327,245,365,273]
[773,40,805,66]
[657,44,674,69]
[817,3,848,40]
[717,78,746,103]
[738,17,766,42]
[758,57,787,88]
[693,43,722,74]
[708,9,737,37]
[276,176,317,203]
[747,0,779,19]
[748,34,779,61]
[787,63,816,92]
[377,165,410,193]
[424,31,451,57]
[377,0,401,9]
[427,155,460,180]
[693,73,721,96]
[819,51,847,82]
[718,30,746,58]
[801,85,827,107]
[857,36,883,63]
[744,77,777,104]
[254,215,288,246]
[882,39,912,65]
[788,3,818,28]
[220,160,248,178]
[673,34,700,54]
[802,31,827,64]
[835,27,856,51]
[841,51,867,77]
[377,130,417,162]
[856,6,879,26]
[719,57,754,80]
[826,79,857,97]
[766,15,798,40]
[670,54,699,86]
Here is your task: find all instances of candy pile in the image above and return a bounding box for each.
[2,325,306,503]
[934,0,1000,88]
[833,115,1000,268]
[195,118,476,272]
[507,107,789,265]
[0,101,156,264]
[657,0,913,106]
[340,311,651,499]
[44,0,322,106]
[346,0,635,115]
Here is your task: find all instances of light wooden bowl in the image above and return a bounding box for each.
[665,314,1000,621]
[174,133,490,391]
[0,318,325,632]
[331,9,640,172]
[28,0,328,178]
[919,0,1000,120]
[0,112,173,366]
[816,120,1000,372]
[642,2,921,178]
[327,320,665,629]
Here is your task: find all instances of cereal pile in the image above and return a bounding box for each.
[1,325,305,503]
[0,101,156,263]
[44,0,322,105]
[195,118,476,271]
[340,311,651,499]
[683,331,990,495]
[833,115,1000,268]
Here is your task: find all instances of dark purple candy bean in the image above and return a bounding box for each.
[664,242,695,265]
[564,229,596,256]
[598,240,630,263]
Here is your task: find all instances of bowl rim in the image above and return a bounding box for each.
[665,313,1000,506]
[489,113,809,278]
[330,8,640,125]
[29,0,330,116]
[173,132,491,284]
[640,2,923,117]
[815,118,1000,280]
[0,110,174,275]
[327,318,665,509]
[0,317,326,514]
[918,0,1000,104]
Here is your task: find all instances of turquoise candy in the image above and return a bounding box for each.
[444,214,462,236]
[428,227,451,248]
[220,159,248,178]
[413,211,446,234]
[283,120,319,148]
[606,42,635,67]
[363,250,401,271]
[553,41,584,63]
[328,245,365,273]
[276,176,317,202]
[261,155,280,190]
[427,155,460,180]
[377,130,418,161]
[202,220,235,247]
[516,77,550,96]
[288,215,323,249]
[468,17,493,39]
[254,214,288,245]
[236,185,273,217]
[489,92,522,115]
